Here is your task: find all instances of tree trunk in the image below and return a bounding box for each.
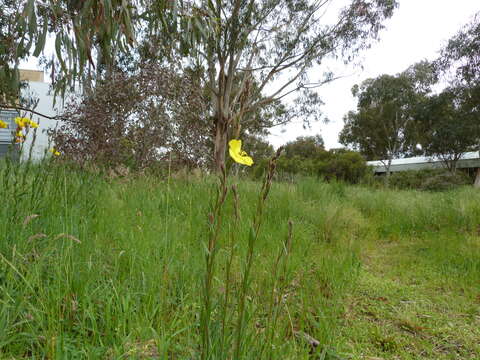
[450,157,458,174]
[474,168,480,188]
[213,116,228,172]
[384,157,392,187]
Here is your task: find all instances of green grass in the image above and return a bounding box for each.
[0,164,479,359]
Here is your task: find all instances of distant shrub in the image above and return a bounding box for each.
[276,156,317,176]
[318,149,368,184]
[388,169,471,191]
[420,171,471,191]
[389,170,431,189]
[271,149,368,184]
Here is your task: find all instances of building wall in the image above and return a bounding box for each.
[0,110,17,143]
[0,73,67,162]
[20,81,63,161]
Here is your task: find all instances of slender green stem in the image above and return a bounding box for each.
[219,184,240,358]
[234,147,283,359]
[201,166,228,360]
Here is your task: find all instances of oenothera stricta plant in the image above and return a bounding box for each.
[200,139,290,359]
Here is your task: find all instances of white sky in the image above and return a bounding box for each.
[268,0,480,149]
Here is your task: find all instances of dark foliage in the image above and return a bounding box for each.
[418,87,480,172]
[50,63,209,170]
[251,136,368,184]
[284,135,325,159]
[388,169,472,191]
[340,67,435,175]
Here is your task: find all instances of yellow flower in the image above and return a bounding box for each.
[28,120,39,128]
[0,120,7,128]
[16,130,24,138]
[228,139,254,166]
[15,117,26,128]
[49,148,60,156]
[14,117,35,128]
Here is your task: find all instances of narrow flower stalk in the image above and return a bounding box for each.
[219,184,241,357]
[21,124,40,191]
[234,147,283,359]
[263,220,294,359]
[200,164,228,360]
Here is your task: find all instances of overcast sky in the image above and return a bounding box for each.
[268,0,480,149]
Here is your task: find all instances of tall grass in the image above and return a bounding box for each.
[0,162,479,358]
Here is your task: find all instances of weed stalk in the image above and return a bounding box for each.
[200,165,228,360]
[263,219,293,359]
[233,147,283,359]
[219,184,241,357]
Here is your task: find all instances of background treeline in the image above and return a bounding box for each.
[340,13,480,177]
[247,135,368,184]
[1,2,478,190]
[248,135,474,191]
[45,8,478,189]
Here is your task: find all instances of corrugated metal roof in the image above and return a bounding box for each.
[367,152,480,173]
[367,152,480,167]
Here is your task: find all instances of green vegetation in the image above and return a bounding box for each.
[382,169,473,192]
[340,66,434,176]
[251,136,369,184]
[1,163,478,359]
[340,14,480,176]
[1,5,479,358]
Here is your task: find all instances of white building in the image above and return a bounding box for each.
[367,152,480,174]
[367,152,480,186]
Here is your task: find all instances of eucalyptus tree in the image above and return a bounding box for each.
[420,87,480,173]
[175,0,398,170]
[437,12,480,138]
[0,0,209,107]
[439,12,480,89]
[340,72,427,178]
[0,0,143,103]
[435,13,480,176]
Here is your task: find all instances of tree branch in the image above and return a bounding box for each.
[0,104,59,120]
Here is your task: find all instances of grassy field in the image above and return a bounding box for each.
[0,163,479,359]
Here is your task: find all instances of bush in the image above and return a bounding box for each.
[388,169,472,191]
[388,170,431,189]
[420,171,471,191]
[50,62,209,171]
[318,149,368,184]
[272,148,368,184]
